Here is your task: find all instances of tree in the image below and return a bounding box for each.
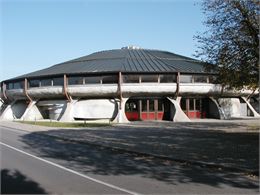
[195,0,259,90]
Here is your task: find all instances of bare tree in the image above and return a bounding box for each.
[195,0,259,90]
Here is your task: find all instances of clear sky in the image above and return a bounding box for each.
[0,0,205,81]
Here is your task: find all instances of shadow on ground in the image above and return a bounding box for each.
[20,123,259,191]
[1,169,48,194]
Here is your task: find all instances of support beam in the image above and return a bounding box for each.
[118,72,123,110]
[24,78,32,103]
[63,74,71,102]
[175,72,180,97]
[2,82,8,101]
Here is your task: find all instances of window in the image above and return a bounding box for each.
[102,75,118,84]
[160,75,176,83]
[142,99,147,112]
[180,75,192,83]
[149,99,155,111]
[7,83,13,90]
[181,98,186,111]
[158,99,163,111]
[53,77,64,86]
[125,101,138,112]
[68,77,84,85]
[29,79,40,88]
[85,76,101,84]
[195,99,201,110]
[41,79,52,86]
[122,75,140,83]
[13,82,24,89]
[141,75,158,83]
[189,99,195,110]
[209,75,217,83]
[193,75,208,83]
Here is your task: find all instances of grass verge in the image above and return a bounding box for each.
[18,121,110,128]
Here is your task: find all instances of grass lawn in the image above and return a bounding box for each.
[18,121,110,128]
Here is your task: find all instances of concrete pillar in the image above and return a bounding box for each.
[241,97,260,117]
[59,100,77,122]
[209,97,225,119]
[112,97,129,123]
[0,101,16,120]
[167,97,190,122]
[21,101,44,121]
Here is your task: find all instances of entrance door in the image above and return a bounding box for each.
[140,99,164,120]
[181,98,205,119]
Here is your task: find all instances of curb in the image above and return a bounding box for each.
[38,132,259,177]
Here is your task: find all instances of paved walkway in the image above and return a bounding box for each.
[1,119,259,174]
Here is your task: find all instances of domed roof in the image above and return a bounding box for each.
[10,47,212,80]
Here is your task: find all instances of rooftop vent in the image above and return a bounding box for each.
[121,45,141,50]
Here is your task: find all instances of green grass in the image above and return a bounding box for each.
[18,121,110,128]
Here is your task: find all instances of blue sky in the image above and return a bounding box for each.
[0,0,205,81]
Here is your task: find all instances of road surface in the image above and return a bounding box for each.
[1,125,259,194]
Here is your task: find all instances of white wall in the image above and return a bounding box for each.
[218,98,241,118]
[73,99,118,119]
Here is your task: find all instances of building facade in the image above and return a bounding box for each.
[0,46,259,122]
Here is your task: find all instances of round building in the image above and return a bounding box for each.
[0,46,259,122]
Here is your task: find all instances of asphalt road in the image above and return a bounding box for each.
[1,125,259,194]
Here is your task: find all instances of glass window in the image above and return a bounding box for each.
[181,98,186,110]
[195,99,201,110]
[158,99,163,111]
[53,77,64,86]
[193,75,208,83]
[68,77,84,85]
[160,75,176,83]
[102,75,118,84]
[142,99,147,112]
[85,76,101,84]
[180,75,193,83]
[122,75,140,83]
[41,79,52,86]
[7,83,13,90]
[29,79,40,88]
[149,99,155,111]
[141,75,158,83]
[13,81,24,89]
[209,75,217,83]
[189,99,195,110]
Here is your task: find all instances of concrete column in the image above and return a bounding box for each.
[21,101,44,121]
[0,101,16,120]
[59,100,77,122]
[112,97,129,123]
[167,97,190,122]
[241,97,260,117]
[209,97,225,119]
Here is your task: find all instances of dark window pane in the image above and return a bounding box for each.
[68,77,84,85]
[13,82,24,89]
[194,75,208,83]
[53,77,64,86]
[7,83,13,90]
[141,75,158,83]
[180,75,192,83]
[181,98,186,110]
[41,79,52,86]
[195,99,201,110]
[102,75,118,84]
[122,75,140,83]
[29,80,40,88]
[209,75,217,83]
[189,99,195,110]
[149,100,154,111]
[160,75,176,83]
[142,99,147,112]
[85,76,101,84]
[158,99,163,111]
